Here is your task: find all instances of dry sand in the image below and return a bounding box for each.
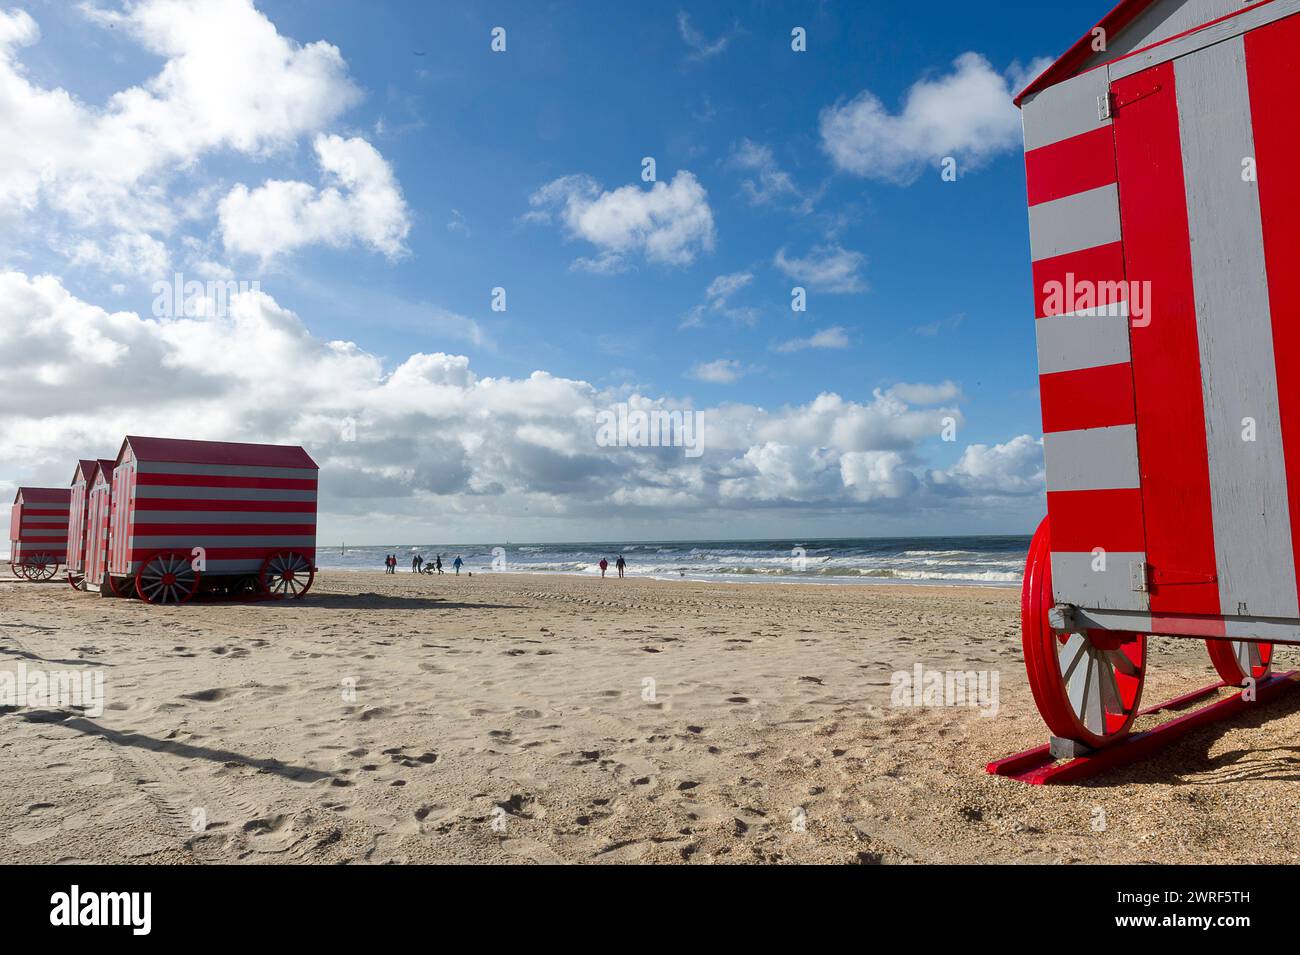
[1,567,1297,864]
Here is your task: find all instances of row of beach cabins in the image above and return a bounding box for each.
[7,436,318,605]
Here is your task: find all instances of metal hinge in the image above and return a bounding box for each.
[1097,93,1112,121]
[1130,559,1149,593]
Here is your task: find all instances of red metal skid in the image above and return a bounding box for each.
[988,671,1299,784]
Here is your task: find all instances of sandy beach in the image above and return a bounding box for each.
[2,568,1297,865]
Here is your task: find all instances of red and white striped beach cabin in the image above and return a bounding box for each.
[1017,0,1300,747]
[65,458,100,588]
[8,487,71,580]
[79,459,117,594]
[104,436,319,604]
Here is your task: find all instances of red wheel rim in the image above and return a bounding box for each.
[259,551,314,599]
[135,552,200,605]
[1207,638,1273,685]
[1021,516,1146,748]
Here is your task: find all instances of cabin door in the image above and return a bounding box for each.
[1109,19,1300,623]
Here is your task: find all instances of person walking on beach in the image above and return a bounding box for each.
[599,558,608,578]
[411,553,421,573]
[435,555,443,574]
[616,555,626,578]
[453,556,463,575]
[383,554,392,574]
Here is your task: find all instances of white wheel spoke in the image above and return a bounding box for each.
[1081,654,1105,734]
[1106,647,1139,679]
[1059,633,1088,682]
[1097,651,1123,715]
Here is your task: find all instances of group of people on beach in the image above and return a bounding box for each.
[383,551,624,578]
[385,553,462,575]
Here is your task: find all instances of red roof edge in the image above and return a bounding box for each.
[1015,0,1156,107]
[15,487,72,504]
[71,458,98,486]
[121,435,318,470]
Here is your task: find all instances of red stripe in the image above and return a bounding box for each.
[133,498,317,513]
[23,507,70,515]
[1047,488,1146,553]
[16,536,67,543]
[131,523,317,536]
[1112,62,1219,616]
[136,473,317,490]
[1032,241,1128,318]
[1039,362,1136,434]
[1247,15,1300,611]
[1026,125,1118,207]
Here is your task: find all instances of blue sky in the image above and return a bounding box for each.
[0,1,1111,544]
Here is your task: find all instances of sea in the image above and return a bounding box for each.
[319,535,1030,587]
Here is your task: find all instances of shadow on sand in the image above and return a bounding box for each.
[13,710,334,784]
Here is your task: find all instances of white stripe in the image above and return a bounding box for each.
[1177,36,1298,618]
[133,485,317,502]
[131,511,316,524]
[1022,67,1111,151]
[136,461,318,479]
[1044,425,1141,491]
[1028,184,1122,261]
[1051,551,1150,612]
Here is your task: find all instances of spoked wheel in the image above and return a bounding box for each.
[259,551,314,599]
[1021,516,1147,749]
[104,574,130,598]
[1207,638,1273,686]
[67,572,86,591]
[135,552,201,605]
[22,556,59,581]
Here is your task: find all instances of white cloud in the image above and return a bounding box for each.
[820,52,1051,184]
[0,270,1039,532]
[66,232,170,279]
[774,326,850,353]
[887,381,962,405]
[0,1,362,228]
[916,313,965,337]
[840,450,919,501]
[219,134,411,262]
[526,171,716,271]
[681,271,756,328]
[676,11,731,59]
[774,244,866,293]
[729,139,801,206]
[932,435,1045,495]
[687,358,749,384]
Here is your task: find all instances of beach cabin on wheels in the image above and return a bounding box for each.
[78,459,117,593]
[8,487,71,580]
[1012,0,1300,755]
[65,459,100,589]
[104,436,319,604]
